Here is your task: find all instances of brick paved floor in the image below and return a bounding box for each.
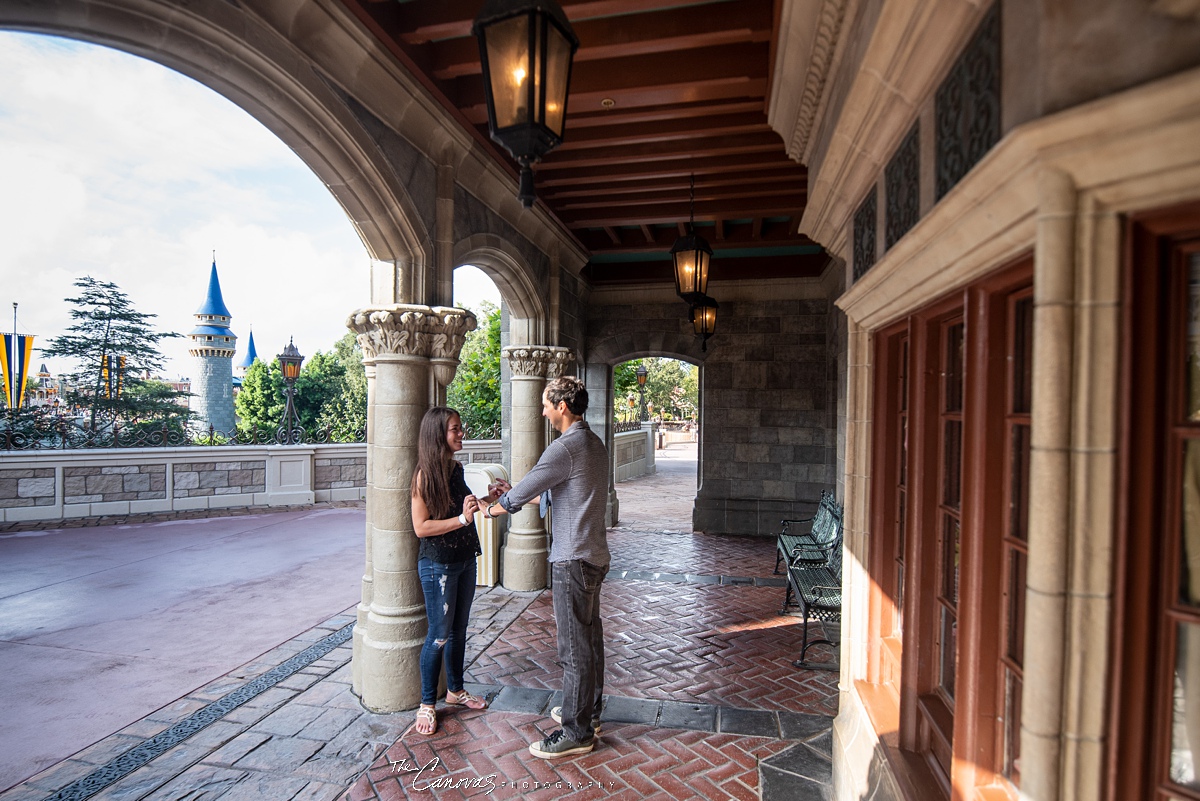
[4,446,837,801]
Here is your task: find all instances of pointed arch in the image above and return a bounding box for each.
[1,0,433,301]
[454,234,548,344]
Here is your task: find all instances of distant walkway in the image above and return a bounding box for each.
[615,441,697,532]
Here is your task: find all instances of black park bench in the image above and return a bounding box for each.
[775,493,844,669]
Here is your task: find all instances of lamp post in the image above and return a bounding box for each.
[473,0,579,208]
[627,393,636,424]
[635,363,648,422]
[277,337,304,444]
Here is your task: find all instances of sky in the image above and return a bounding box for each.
[0,32,499,382]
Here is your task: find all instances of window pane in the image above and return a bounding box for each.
[1170,622,1200,789]
[1004,668,1023,784]
[1188,254,1200,420]
[940,606,957,700]
[1011,423,1031,541]
[945,323,964,412]
[1181,439,1200,608]
[942,514,961,604]
[943,419,963,509]
[1007,548,1027,666]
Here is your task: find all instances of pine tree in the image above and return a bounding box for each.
[40,276,186,432]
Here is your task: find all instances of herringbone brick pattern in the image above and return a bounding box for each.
[607,528,780,579]
[465,581,838,715]
[345,709,793,801]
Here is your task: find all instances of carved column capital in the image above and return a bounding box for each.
[346,305,477,364]
[502,345,575,378]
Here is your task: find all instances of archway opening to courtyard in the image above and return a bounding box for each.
[0,31,373,425]
[612,356,699,534]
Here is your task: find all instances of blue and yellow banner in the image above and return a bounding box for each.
[1,334,34,410]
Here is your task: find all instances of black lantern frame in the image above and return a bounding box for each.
[277,337,304,444]
[635,363,648,421]
[473,0,579,208]
[671,174,712,302]
[689,295,719,352]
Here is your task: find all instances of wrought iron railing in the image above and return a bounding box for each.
[613,420,643,434]
[0,415,367,451]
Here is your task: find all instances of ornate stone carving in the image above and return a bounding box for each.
[346,305,477,362]
[502,346,575,378]
[788,0,849,162]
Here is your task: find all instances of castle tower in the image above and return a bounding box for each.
[188,259,237,432]
[235,327,259,377]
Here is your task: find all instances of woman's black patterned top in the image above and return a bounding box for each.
[417,460,482,564]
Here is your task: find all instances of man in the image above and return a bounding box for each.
[482,376,610,758]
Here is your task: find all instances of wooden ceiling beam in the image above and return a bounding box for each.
[425,1,770,79]
[561,197,807,228]
[394,0,744,43]
[540,172,804,201]
[536,153,804,186]
[536,133,783,171]
[553,112,770,150]
[553,184,806,211]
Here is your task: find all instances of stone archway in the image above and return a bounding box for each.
[0,0,433,297]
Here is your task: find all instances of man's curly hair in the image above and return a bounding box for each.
[545,376,588,415]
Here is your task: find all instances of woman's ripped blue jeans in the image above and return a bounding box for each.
[418,557,477,705]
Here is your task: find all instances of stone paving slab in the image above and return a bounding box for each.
[2,457,834,801]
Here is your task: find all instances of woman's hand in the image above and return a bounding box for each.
[462,495,480,518]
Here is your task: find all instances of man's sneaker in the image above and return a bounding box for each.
[528,729,595,759]
[551,706,602,734]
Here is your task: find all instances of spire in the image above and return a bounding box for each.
[195,256,232,318]
[236,327,259,369]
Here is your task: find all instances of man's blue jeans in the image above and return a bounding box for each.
[418,557,477,705]
[551,559,607,742]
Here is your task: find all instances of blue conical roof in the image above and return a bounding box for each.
[236,329,259,368]
[195,260,232,318]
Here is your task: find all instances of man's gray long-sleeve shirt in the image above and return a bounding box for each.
[498,420,610,566]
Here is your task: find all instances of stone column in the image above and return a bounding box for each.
[351,362,376,697]
[500,346,574,590]
[348,305,475,712]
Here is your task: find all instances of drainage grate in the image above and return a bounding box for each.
[41,622,355,801]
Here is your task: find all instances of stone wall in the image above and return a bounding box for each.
[172,461,266,499]
[64,465,166,504]
[613,427,656,483]
[693,296,835,536]
[314,456,367,491]
[0,468,56,508]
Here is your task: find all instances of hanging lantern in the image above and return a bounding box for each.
[690,295,719,351]
[671,174,712,301]
[473,0,579,208]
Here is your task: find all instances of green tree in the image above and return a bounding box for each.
[447,302,501,436]
[40,276,187,430]
[235,358,284,436]
[293,349,346,429]
[614,357,699,421]
[316,332,367,439]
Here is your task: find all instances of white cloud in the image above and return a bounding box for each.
[0,31,501,384]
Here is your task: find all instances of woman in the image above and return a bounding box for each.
[410,407,498,735]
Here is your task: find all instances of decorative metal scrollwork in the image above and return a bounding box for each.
[886,122,920,249]
[853,190,877,283]
[935,3,1000,200]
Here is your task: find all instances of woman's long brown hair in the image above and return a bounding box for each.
[413,407,460,518]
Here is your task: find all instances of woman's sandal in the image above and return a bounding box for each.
[414,704,438,735]
[445,689,488,710]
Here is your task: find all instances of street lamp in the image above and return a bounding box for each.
[627,393,636,424]
[277,337,304,444]
[473,0,580,208]
[635,363,648,422]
